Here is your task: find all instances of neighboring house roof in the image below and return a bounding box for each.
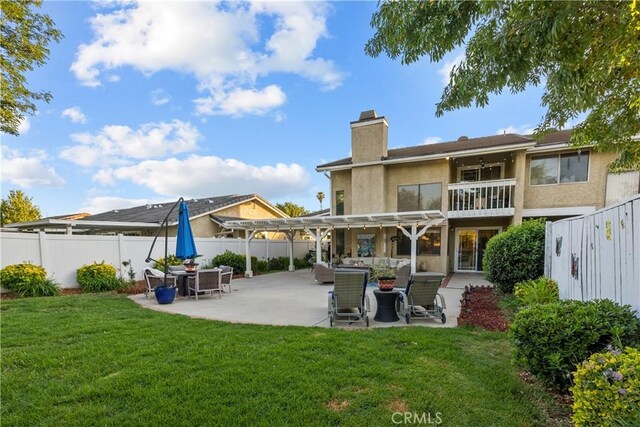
[84,194,282,224]
[42,212,91,220]
[300,208,330,217]
[317,130,574,170]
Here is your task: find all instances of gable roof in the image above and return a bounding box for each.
[84,194,282,224]
[317,130,573,170]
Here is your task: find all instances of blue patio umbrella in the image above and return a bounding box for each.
[175,201,198,260]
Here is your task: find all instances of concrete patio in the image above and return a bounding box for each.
[132,270,491,328]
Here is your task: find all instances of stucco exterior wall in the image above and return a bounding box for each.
[523,150,617,210]
[351,165,386,214]
[351,120,388,163]
[385,159,450,213]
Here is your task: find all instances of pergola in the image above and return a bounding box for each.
[222,210,446,277]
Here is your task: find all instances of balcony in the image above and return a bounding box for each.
[448,179,516,218]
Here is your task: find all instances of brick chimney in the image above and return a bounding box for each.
[350,110,388,163]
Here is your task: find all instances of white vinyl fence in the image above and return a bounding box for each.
[545,194,640,312]
[0,233,313,288]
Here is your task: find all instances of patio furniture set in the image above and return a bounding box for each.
[143,265,234,301]
[327,270,447,327]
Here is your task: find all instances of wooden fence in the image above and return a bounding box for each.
[545,194,640,312]
[0,233,313,288]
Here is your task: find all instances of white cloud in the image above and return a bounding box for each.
[97,155,311,199]
[496,124,536,135]
[0,146,65,188]
[61,107,87,124]
[80,196,155,214]
[422,136,442,145]
[194,85,286,117]
[438,53,464,86]
[70,1,342,116]
[107,74,120,82]
[60,120,200,168]
[150,88,170,106]
[274,112,286,123]
[17,117,30,134]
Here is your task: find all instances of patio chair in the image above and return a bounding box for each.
[143,267,177,300]
[398,272,446,324]
[187,269,223,300]
[219,265,233,293]
[327,270,370,327]
[314,263,335,283]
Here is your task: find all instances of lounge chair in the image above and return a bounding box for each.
[327,270,370,327]
[314,263,335,283]
[393,263,411,289]
[143,267,177,300]
[398,272,446,324]
[187,269,223,300]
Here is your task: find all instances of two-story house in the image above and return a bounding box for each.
[317,110,639,275]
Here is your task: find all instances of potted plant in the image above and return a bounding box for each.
[371,263,396,291]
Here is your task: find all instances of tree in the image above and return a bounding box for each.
[366,1,640,171]
[275,202,309,217]
[1,190,42,225]
[316,191,325,210]
[1,0,63,136]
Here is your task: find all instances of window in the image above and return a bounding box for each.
[335,190,344,215]
[530,152,589,185]
[335,229,345,257]
[397,183,441,211]
[396,228,441,256]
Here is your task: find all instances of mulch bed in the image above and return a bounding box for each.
[458,285,509,332]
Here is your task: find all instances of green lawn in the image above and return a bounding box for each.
[1,295,568,426]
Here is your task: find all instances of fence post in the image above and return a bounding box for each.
[117,234,124,274]
[544,221,552,278]
[38,231,48,269]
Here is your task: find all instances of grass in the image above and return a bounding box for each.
[1,294,569,426]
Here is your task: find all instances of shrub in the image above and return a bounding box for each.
[1,263,58,297]
[254,260,269,273]
[153,254,184,272]
[268,257,289,271]
[1,263,47,289]
[510,299,640,391]
[514,276,559,306]
[209,251,249,274]
[294,257,311,269]
[76,261,119,292]
[571,347,640,426]
[80,276,128,293]
[483,219,546,293]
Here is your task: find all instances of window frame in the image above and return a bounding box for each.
[397,182,442,212]
[529,151,590,186]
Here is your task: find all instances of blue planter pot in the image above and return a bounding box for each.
[155,285,176,304]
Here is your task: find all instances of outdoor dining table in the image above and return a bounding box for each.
[170,270,196,297]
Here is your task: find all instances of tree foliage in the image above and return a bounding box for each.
[1,0,63,136]
[275,202,309,217]
[1,190,42,225]
[316,191,325,210]
[366,0,640,171]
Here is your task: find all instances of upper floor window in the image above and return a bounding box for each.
[397,183,442,211]
[335,190,344,215]
[530,152,589,185]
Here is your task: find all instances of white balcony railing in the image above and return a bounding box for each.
[448,179,516,218]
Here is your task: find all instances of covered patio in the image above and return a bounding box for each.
[222,210,447,277]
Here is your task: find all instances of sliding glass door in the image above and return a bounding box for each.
[455,228,500,272]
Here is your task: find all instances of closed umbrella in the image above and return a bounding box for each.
[176,201,198,261]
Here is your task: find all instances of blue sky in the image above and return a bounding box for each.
[2,1,549,217]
